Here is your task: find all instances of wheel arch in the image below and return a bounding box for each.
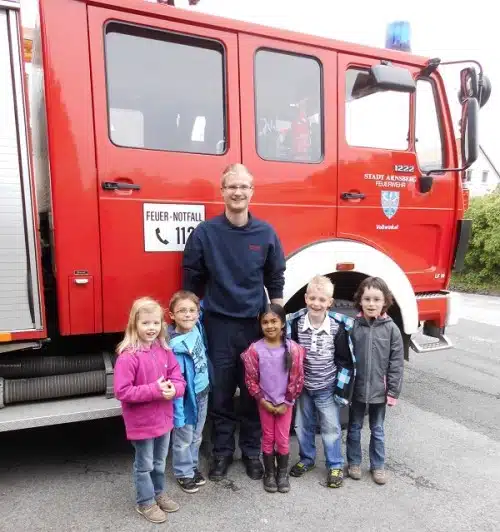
[283,239,418,335]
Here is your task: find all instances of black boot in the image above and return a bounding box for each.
[208,456,233,482]
[262,453,278,493]
[242,455,264,480]
[276,453,291,493]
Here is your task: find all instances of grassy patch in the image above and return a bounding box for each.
[450,273,500,296]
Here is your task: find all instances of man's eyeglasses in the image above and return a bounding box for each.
[222,184,253,192]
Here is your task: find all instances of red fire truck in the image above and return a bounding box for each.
[0,0,491,431]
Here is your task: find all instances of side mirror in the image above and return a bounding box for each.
[423,96,479,181]
[351,64,416,100]
[458,68,492,108]
[460,98,479,168]
[458,67,477,103]
[479,75,492,108]
[369,63,416,93]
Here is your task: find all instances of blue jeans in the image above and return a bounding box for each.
[131,432,170,506]
[346,401,386,469]
[294,387,343,469]
[172,391,208,478]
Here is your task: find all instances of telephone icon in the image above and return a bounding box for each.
[155,227,169,246]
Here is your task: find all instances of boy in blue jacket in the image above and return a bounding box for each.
[168,290,210,494]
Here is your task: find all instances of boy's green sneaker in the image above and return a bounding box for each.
[289,461,315,477]
[327,468,344,488]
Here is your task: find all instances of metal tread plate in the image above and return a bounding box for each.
[410,332,453,353]
[415,291,449,299]
[0,395,122,432]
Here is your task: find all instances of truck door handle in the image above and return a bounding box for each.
[102,181,141,191]
[341,192,366,200]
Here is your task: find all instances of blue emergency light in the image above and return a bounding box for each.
[386,21,411,52]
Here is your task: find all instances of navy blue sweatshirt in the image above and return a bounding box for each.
[182,213,285,318]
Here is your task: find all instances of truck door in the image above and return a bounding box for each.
[0,2,44,341]
[337,54,456,290]
[237,34,338,254]
[87,8,240,332]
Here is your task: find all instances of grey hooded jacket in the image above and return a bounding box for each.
[351,315,404,404]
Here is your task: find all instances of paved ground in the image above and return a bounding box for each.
[0,293,499,532]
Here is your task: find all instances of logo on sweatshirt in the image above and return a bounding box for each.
[249,244,261,252]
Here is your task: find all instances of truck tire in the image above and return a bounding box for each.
[331,299,357,318]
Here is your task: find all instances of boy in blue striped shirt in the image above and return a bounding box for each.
[286,275,355,488]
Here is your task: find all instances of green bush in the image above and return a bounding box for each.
[451,188,500,293]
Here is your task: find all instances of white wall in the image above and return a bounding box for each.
[464,151,499,197]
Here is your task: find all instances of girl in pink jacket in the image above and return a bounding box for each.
[241,304,305,494]
[114,297,186,524]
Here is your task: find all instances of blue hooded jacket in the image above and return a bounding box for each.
[168,321,210,428]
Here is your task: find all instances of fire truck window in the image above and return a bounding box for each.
[345,68,410,150]
[105,23,226,155]
[415,79,444,171]
[109,108,145,147]
[254,50,322,163]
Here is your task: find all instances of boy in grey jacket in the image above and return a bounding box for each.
[346,276,404,485]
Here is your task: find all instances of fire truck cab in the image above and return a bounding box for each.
[0,0,490,431]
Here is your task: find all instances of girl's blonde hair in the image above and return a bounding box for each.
[117,297,168,354]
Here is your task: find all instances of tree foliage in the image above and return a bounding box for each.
[454,188,500,290]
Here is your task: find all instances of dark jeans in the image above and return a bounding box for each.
[346,400,386,469]
[204,311,261,458]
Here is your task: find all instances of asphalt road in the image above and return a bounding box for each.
[1,293,499,532]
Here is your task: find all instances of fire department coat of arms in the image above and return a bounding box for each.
[381,191,400,219]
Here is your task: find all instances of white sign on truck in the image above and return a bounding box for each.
[143,203,205,252]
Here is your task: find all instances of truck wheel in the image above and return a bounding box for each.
[331,299,357,318]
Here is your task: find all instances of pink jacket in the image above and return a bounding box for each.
[241,339,305,404]
[114,341,186,441]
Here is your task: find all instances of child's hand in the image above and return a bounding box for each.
[162,380,176,400]
[274,403,288,415]
[387,396,398,407]
[260,399,277,414]
[157,376,169,392]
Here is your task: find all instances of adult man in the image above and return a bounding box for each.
[182,163,286,481]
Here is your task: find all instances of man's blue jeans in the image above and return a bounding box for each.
[172,391,209,478]
[346,400,386,469]
[294,387,344,469]
[131,432,170,506]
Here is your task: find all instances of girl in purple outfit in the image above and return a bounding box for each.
[241,304,305,494]
[114,297,186,524]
